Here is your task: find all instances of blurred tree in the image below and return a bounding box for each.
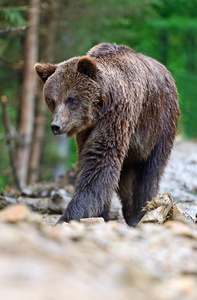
[15,0,40,187]
[28,0,60,184]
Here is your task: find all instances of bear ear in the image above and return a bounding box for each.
[77,57,98,80]
[34,63,56,83]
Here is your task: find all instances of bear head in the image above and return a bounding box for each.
[35,57,102,137]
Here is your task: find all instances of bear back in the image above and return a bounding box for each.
[87,43,134,59]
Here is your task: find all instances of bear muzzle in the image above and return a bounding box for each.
[51,122,62,135]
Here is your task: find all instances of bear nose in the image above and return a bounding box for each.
[51,123,62,135]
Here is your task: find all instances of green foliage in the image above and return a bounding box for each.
[0,2,27,106]
[67,138,78,168]
[1,5,27,27]
[174,72,197,138]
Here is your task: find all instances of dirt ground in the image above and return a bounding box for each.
[0,137,197,300]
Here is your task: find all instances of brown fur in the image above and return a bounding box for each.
[35,43,179,226]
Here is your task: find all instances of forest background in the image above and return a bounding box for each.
[0,0,197,190]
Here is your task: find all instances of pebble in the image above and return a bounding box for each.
[164,220,197,238]
[80,217,105,226]
[0,203,30,223]
[0,203,42,224]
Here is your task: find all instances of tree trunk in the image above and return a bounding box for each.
[28,0,59,184]
[15,0,40,187]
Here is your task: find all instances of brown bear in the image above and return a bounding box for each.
[35,43,179,226]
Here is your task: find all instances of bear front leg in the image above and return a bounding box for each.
[56,150,121,224]
[57,117,130,224]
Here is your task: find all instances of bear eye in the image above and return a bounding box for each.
[66,96,75,105]
[49,98,55,111]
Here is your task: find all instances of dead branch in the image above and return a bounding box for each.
[0,56,24,69]
[0,196,17,209]
[0,26,27,34]
[0,193,71,214]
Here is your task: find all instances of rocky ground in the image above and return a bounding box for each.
[0,137,197,300]
[160,137,197,219]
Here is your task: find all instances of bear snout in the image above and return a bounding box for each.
[51,122,62,135]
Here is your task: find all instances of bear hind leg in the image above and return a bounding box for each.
[98,202,110,221]
[118,134,172,226]
[117,164,137,225]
